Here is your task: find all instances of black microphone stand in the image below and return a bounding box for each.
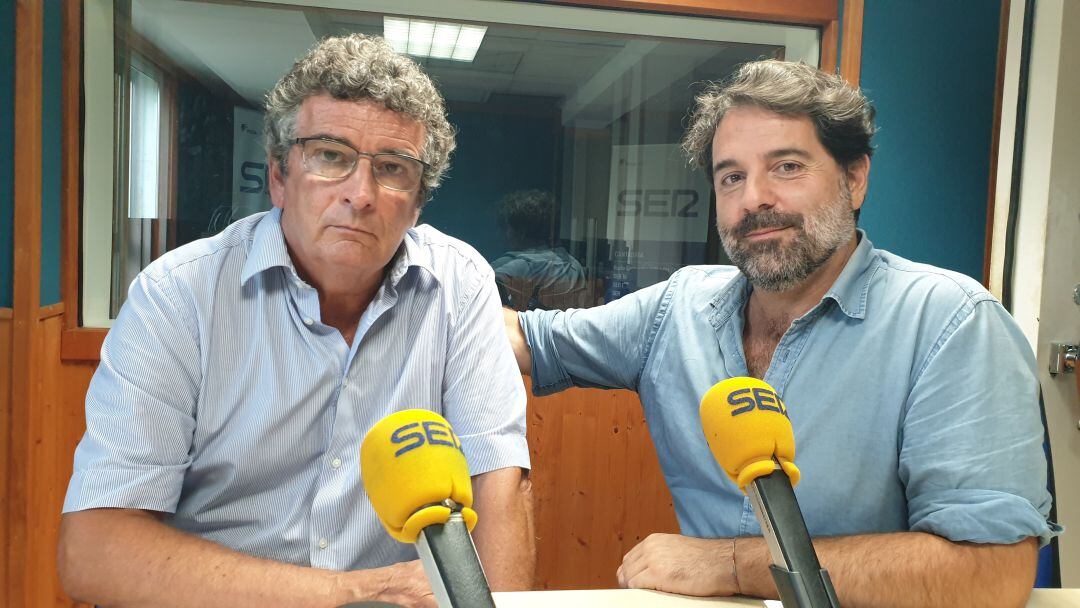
[745,461,840,608]
[415,499,496,608]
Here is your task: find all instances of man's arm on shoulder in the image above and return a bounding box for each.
[503,308,532,375]
[618,531,1037,608]
[471,467,536,590]
[58,508,434,608]
[504,279,672,394]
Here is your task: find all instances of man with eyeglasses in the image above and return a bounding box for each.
[59,34,532,608]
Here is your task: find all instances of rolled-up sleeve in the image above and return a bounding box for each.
[900,297,1061,546]
[519,279,669,396]
[63,271,201,514]
[443,265,530,476]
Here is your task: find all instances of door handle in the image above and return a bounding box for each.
[1049,343,1080,423]
[1049,342,1078,376]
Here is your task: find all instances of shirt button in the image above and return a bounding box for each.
[331,458,342,469]
[318,538,328,549]
[342,378,349,387]
[303,317,314,326]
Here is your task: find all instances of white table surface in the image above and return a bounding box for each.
[492,588,1080,607]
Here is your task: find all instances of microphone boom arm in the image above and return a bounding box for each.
[746,463,840,608]
[415,500,496,608]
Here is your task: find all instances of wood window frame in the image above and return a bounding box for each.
[59,0,859,362]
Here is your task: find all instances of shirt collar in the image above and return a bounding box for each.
[822,229,876,320]
[386,227,441,288]
[241,208,299,286]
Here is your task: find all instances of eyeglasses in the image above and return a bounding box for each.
[290,137,430,192]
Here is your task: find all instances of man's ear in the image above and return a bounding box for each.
[268,155,286,209]
[846,155,871,211]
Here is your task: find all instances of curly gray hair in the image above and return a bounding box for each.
[683,60,875,176]
[264,34,456,202]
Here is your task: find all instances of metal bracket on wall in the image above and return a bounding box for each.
[1049,342,1080,430]
[1049,342,1078,376]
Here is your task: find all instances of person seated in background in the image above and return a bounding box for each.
[59,34,532,608]
[504,59,1059,607]
[490,189,588,311]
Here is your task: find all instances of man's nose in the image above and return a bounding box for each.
[741,172,776,213]
[341,158,379,209]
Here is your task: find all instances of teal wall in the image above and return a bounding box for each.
[858,0,1001,280]
[1,0,14,308]
[41,0,63,305]
[423,103,560,261]
[0,1,64,308]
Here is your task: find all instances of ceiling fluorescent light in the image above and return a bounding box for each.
[383,17,486,62]
[406,19,435,57]
[383,17,410,54]
[451,25,486,62]
[429,22,461,59]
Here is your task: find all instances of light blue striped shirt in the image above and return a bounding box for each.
[521,231,1060,546]
[64,209,530,570]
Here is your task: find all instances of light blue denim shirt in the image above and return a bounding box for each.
[521,231,1059,545]
[64,209,529,570]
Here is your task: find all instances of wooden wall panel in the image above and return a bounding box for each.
[7,312,95,607]
[10,0,43,604]
[552,0,836,24]
[0,311,11,598]
[839,0,864,85]
[526,379,679,589]
[19,313,95,607]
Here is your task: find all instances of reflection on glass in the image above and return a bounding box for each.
[127,63,160,220]
[491,190,588,311]
[87,0,816,321]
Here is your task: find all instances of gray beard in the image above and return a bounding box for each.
[718,182,856,292]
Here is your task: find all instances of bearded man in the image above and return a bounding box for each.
[503,60,1057,608]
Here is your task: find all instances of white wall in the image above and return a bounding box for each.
[993,0,1080,585]
[1033,0,1080,587]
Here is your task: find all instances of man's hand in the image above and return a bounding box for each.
[341,560,435,608]
[616,533,736,597]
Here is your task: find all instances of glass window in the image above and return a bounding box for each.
[81,0,819,325]
[111,53,173,316]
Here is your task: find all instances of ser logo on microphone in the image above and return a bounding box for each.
[390,420,463,457]
[727,387,788,417]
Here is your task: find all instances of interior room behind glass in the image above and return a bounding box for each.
[97,0,810,318]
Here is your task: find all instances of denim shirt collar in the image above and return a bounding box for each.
[823,229,876,320]
[707,229,877,327]
[240,208,439,288]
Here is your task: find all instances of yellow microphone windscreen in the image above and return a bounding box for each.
[699,377,800,491]
[360,409,477,543]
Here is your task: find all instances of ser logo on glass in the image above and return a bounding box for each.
[239,161,270,194]
[726,387,788,417]
[616,188,700,218]
[390,420,464,457]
